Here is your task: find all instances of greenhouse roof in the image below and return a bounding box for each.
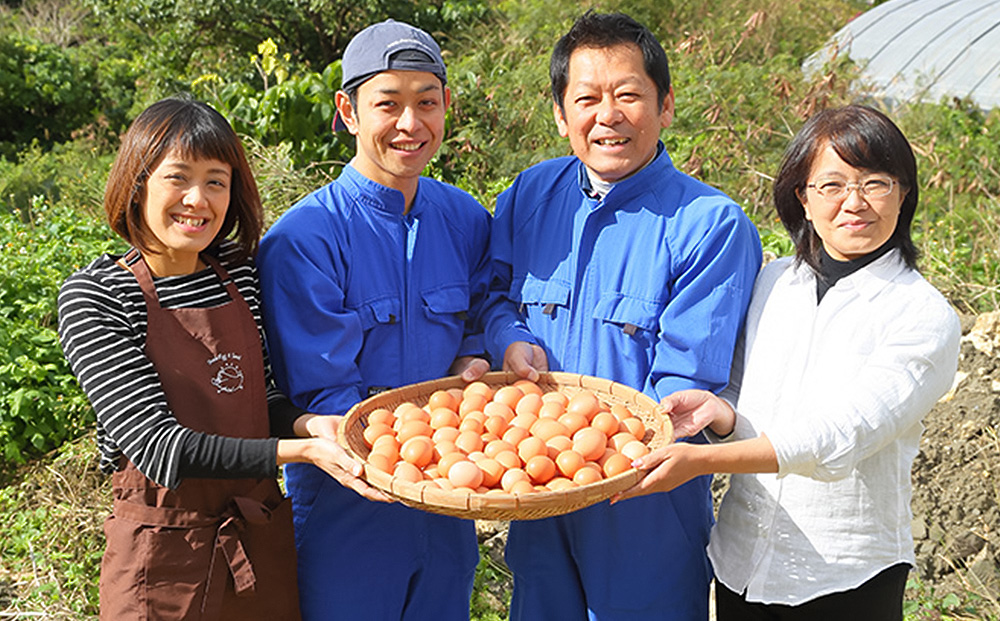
[805,0,1000,109]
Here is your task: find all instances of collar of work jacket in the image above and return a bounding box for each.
[340,163,432,217]
[575,141,669,205]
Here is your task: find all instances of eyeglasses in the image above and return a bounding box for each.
[806,176,896,201]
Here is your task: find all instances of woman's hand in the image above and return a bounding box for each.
[503,341,548,382]
[611,443,709,503]
[282,414,393,503]
[611,435,779,505]
[661,389,736,440]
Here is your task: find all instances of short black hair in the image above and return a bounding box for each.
[773,105,919,271]
[550,11,671,112]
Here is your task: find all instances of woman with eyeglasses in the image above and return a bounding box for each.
[614,105,960,620]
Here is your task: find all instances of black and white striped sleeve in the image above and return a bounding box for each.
[57,263,278,488]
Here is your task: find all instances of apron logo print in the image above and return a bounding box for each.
[208,353,245,394]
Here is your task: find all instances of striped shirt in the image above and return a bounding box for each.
[57,242,300,489]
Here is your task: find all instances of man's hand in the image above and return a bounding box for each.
[503,341,548,382]
[449,356,491,381]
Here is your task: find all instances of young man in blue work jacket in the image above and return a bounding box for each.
[257,19,492,621]
[482,11,763,620]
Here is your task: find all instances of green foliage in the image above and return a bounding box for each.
[0,196,120,468]
[194,46,352,171]
[904,576,997,620]
[470,544,512,621]
[899,102,1000,313]
[0,33,97,156]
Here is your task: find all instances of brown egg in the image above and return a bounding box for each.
[455,429,484,455]
[509,479,536,495]
[371,438,400,464]
[510,413,538,430]
[362,422,394,448]
[619,417,646,440]
[557,412,588,436]
[502,426,530,447]
[459,416,485,434]
[367,451,393,474]
[394,402,424,420]
[477,458,504,488]
[525,455,556,484]
[432,426,460,445]
[566,391,601,421]
[537,401,566,419]
[367,408,395,427]
[393,461,424,483]
[494,449,522,471]
[555,449,586,478]
[433,440,459,461]
[484,415,509,437]
[573,464,603,486]
[621,440,650,461]
[501,467,530,492]
[447,460,484,489]
[610,403,633,421]
[572,427,607,462]
[609,431,638,453]
[545,435,573,455]
[437,451,468,477]
[514,393,544,417]
[530,418,568,442]
[493,385,525,410]
[517,436,547,463]
[463,381,493,401]
[548,477,578,491]
[429,408,460,430]
[541,391,569,407]
[459,393,488,417]
[427,389,458,412]
[484,439,516,458]
[483,401,516,422]
[400,436,433,469]
[397,420,433,444]
[602,452,632,478]
[591,412,619,438]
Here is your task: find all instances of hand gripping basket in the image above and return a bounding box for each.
[338,371,671,521]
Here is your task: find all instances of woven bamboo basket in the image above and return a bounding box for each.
[338,371,672,521]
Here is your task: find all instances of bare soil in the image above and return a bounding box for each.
[908,314,1000,608]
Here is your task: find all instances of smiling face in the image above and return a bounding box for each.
[798,142,905,261]
[142,150,231,276]
[335,70,449,206]
[554,43,673,183]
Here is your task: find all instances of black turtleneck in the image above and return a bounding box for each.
[816,240,895,303]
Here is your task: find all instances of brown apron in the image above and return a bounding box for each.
[99,250,301,621]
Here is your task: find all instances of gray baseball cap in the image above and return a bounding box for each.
[333,19,448,132]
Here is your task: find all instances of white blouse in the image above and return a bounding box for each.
[709,250,961,605]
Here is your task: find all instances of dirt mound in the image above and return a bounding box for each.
[911,313,1000,605]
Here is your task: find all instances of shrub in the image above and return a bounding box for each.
[0,196,121,470]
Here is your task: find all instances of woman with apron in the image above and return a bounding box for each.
[58,97,383,620]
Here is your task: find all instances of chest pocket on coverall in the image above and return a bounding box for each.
[591,293,662,353]
[353,296,402,332]
[420,285,470,343]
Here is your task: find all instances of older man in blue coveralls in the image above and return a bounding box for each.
[257,19,493,620]
[482,11,763,620]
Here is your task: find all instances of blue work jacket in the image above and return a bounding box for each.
[484,143,762,400]
[258,165,492,416]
